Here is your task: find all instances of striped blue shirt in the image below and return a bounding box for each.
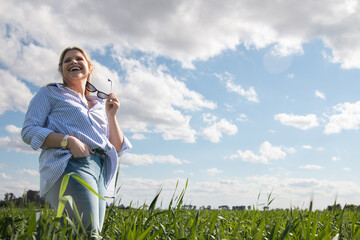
[21,83,132,197]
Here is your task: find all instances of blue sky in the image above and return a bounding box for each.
[1,0,360,210]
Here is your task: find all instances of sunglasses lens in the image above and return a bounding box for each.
[97,92,109,99]
[86,82,96,92]
[86,81,109,99]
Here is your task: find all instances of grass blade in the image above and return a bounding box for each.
[68,172,105,200]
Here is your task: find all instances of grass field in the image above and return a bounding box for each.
[2,201,360,239]
[1,173,360,239]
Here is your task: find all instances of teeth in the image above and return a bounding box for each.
[70,67,81,71]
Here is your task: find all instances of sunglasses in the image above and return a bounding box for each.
[86,79,112,99]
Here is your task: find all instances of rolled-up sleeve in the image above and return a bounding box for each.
[117,135,132,157]
[21,87,54,150]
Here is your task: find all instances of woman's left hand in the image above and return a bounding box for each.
[105,93,120,118]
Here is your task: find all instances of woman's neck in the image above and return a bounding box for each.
[63,80,87,100]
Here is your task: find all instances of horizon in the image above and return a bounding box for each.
[0,187,350,211]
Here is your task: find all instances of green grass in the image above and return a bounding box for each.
[2,202,360,239]
[1,173,360,239]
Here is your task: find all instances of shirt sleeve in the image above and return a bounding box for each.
[117,135,133,157]
[21,87,54,150]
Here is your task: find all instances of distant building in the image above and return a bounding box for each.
[232,205,246,210]
[182,204,196,210]
[219,205,230,210]
[199,205,212,210]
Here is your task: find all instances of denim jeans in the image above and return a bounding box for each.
[45,150,107,235]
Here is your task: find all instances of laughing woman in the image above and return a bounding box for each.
[21,46,132,236]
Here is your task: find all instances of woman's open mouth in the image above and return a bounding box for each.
[69,66,81,72]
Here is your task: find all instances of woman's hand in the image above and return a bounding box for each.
[105,93,124,152]
[67,136,94,158]
[105,93,120,118]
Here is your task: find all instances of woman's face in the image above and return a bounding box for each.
[61,49,90,83]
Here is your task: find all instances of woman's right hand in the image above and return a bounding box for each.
[67,136,94,158]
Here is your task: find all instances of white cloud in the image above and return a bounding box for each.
[284,147,296,154]
[224,104,235,112]
[215,73,259,103]
[107,177,190,207]
[324,101,360,134]
[0,173,12,180]
[332,156,341,162]
[19,169,39,176]
[206,168,223,176]
[0,125,36,153]
[1,0,360,70]
[131,133,147,140]
[302,145,312,149]
[217,119,238,135]
[260,141,287,160]
[0,70,34,115]
[202,113,217,123]
[236,113,248,122]
[263,48,294,74]
[246,175,360,209]
[173,169,185,174]
[114,175,360,210]
[6,44,59,87]
[274,113,319,130]
[115,56,216,143]
[315,90,326,100]
[271,39,304,57]
[344,167,352,171]
[234,150,268,164]
[226,80,259,103]
[121,153,188,166]
[201,118,238,143]
[299,165,323,170]
[89,60,121,90]
[0,179,39,198]
[201,124,223,143]
[230,141,287,164]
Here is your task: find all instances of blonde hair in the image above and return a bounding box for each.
[58,46,94,95]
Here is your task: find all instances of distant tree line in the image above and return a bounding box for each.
[182,204,360,211]
[2,191,360,212]
[184,204,271,211]
[0,190,45,208]
[326,203,360,212]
